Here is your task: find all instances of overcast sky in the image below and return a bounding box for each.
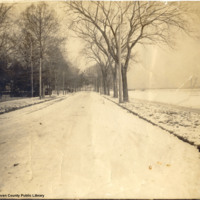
[128,29,200,89]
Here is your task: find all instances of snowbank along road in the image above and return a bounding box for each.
[0,92,200,199]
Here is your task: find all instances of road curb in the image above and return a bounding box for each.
[0,96,66,115]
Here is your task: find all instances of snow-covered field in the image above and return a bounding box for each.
[108,89,200,149]
[129,89,200,110]
[0,92,200,199]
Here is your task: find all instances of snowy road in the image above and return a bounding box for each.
[0,92,200,199]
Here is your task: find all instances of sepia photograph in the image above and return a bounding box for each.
[0,0,200,199]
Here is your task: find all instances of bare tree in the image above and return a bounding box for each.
[11,29,39,97]
[0,3,13,57]
[69,18,118,97]
[82,65,101,92]
[45,43,68,95]
[82,38,112,95]
[21,2,59,98]
[67,1,189,102]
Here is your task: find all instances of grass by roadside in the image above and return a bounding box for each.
[104,95,200,152]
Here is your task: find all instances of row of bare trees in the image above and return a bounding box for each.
[66,1,189,102]
[0,2,191,100]
[0,4,15,95]
[14,2,70,98]
[0,4,12,58]
[0,2,83,99]
[19,3,60,98]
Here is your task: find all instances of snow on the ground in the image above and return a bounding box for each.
[128,89,200,110]
[0,94,68,114]
[0,92,200,199]
[107,91,200,148]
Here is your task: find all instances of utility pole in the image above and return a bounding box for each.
[118,13,123,103]
[30,39,33,98]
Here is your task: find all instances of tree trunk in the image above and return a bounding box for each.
[63,71,65,95]
[39,57,42,99]
[122,67,129,102]
[42,82,45,98]
[103,77,107,95]
[105,77,110,96]
[97,78,100,93]
[113,67,118,98]
[100,77,103,94]
[107,81,110,96]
